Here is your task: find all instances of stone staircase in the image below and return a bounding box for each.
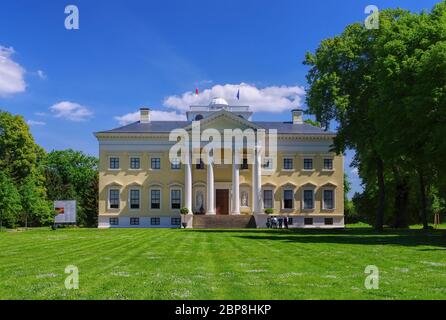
[193,215,257,229]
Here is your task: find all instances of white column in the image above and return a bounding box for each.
[185,151,192,214]
[252,145,262,214]
[206,158,215,215]
[231,151,240,215]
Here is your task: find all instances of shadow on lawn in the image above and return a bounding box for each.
[188,228,446,249]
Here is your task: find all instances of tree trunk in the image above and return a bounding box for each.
[375,156,385,231]
[418,169,429,230]
[393,167,409,228]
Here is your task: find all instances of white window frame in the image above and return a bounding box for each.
[322,158,334,172]
[149,188,162,211]
[129,156,141,171]
[170,157,181,170]
[282,157,294,171]
[150,157,161,171]
[170,188,182,210]
[108,188,121,210]
[263,188,274,209]
[282,188,294,210]
[303,157,314,171]
[322,187,336,210]
[302,188,315,210]
[262,157,274,171]
[108,156,120,171]
[129,188,141,211]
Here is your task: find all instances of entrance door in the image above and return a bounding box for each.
[216,189,229,215]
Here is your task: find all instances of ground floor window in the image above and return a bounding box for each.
[303,190,314,210]
[171,189,181,209]
[323,189,335,210]
[324,218,334,225]
[151,217,160,225]
[283,190,294,209]
[304,218,313,225]
[130,217,140,225]
[171,217,181,225]
[130,189,140,209]
[263,190,273,209]
[110,217,119,225]
[109,189,120,209]
[288,217,293,225]
[151,189,161,209]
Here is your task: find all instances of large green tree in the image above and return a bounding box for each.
[0,172,22,229]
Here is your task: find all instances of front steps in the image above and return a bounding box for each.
[192,215,257,229]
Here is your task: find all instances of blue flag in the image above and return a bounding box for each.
[236,89,240,100]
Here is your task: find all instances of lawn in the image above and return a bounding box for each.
[0,225,445,300]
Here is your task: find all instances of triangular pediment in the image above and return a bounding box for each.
[184,110,261,132]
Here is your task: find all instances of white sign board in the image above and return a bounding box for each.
[54,200,77,224]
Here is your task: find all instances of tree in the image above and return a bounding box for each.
[20,175,53,226]
[0,172,22,229]
[44,150,98,227]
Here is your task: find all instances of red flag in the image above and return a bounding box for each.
[195,88,199,96]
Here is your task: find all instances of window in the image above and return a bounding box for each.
[130,157,140,170]
[323,190,335,210]
[109,217,119,225]
[263,157,273,170]
[288,218,293,225]
[151,217,160,225]
[303,158,313,170]
[150,189,161,209]
[171,158,181,170]
[196,159,204,170]
[109,157,120,170]
[171,217,181,226]
[195,114,204,121]
[241,158,248,170]
[109,189,120,209]
[304,218,313,225]
[324,158,333,170]
[303,190,314,210]
[151,158,161,170]
[283,190,294,209]
[130,217,140,225]
[283,158,294,170]
[171,189,181,209]
[130,189,140,209]
[263,190,273,209]
[325,218,334,225]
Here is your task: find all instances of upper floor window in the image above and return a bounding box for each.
[323,189,335,210]
[303,190,314,210]
[283,158,294,170]
[323,158,334,170]
[109,189,120,209]
[241,158,248,170]
[151,189,161,209]
[151,158,161,170]
[196,159,204,170]
[130,189,140,209]
[171,189,181,209]
[303,158,313,170]
[263,190,273,209]
[283,190,294,209]
[171,158,181,170]
[263,157,274,170]
[109,157,120,170]
[130,157,141,170]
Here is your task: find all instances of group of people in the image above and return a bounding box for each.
[266,216,291,229]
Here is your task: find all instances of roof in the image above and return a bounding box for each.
[96,120,334,135]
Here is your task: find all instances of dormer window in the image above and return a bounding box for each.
[195,114,204,121]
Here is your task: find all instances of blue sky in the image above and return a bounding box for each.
[0,0,440,198]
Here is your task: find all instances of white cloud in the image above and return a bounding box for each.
[49,101,93,122]
[0,46,26,97]
[37,70,47,80]
[27,120,46,126]
[350,168,359,176]
[115,110,186,126]
[163,83,305,113]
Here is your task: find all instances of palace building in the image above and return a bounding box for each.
[95,98,344,228]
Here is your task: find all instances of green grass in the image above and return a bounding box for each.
[0,225,445,300]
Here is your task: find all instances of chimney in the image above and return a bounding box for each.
[292,109,303,124]
[140,107,151,123]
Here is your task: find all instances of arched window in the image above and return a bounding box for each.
[195,114,204,121]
